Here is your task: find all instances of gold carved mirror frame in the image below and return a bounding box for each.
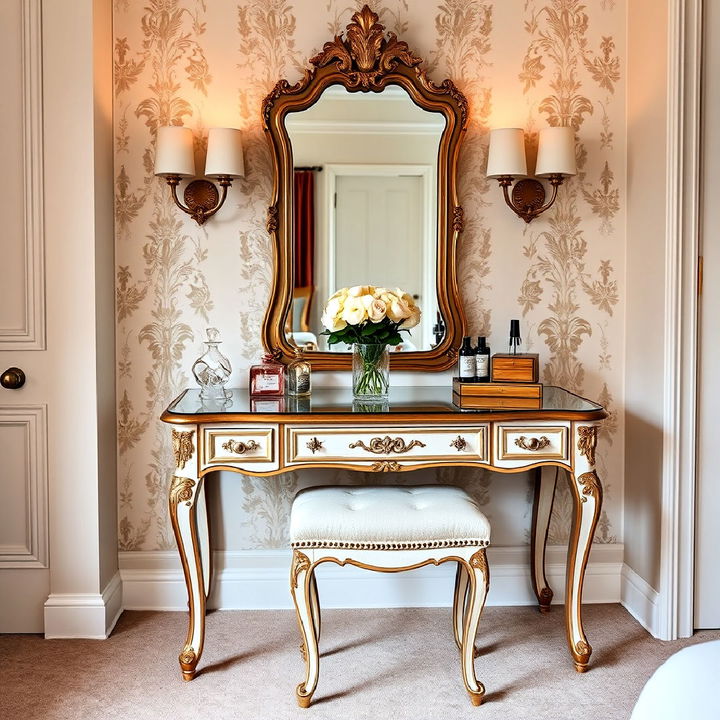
[261,5,468,372]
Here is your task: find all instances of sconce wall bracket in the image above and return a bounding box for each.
[496,174,565,223]
[164,175,233,225]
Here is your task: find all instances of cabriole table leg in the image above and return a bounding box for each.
[530,466,558,613]
[565,424,603,672]
[168,426,206,681]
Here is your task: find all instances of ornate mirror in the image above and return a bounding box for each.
[261,5,467,371]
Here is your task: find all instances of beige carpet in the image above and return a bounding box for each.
[2,605,718,720]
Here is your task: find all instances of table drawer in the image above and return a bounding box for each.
[286,425,489,464]
[496,424,569,462]
[201,425,277,467]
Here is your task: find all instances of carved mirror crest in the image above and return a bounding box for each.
[262,5,467,371]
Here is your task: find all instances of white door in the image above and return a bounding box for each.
[0,0,50,633]
[695,0,720,629]
[334,174,425,348]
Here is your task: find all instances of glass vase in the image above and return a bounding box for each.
[352,343,389,400]
[192,328,232,401]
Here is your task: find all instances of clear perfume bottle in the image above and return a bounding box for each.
[192,328,232,400]
[249,354,285,396]
[287,347,311,397]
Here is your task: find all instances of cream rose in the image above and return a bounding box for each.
[400,306,422,329]
[341,296,367,325]
[395,288,414,305]
[387,297,411,322]
[321,311,346,332]
[348,285,372,298]
[362,294,387,322]
[325,297,343,317]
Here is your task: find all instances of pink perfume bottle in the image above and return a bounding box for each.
[249,354,285,396]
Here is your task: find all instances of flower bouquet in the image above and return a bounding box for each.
[320,285,421,399]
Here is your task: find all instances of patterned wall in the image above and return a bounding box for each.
[114,0,625,552]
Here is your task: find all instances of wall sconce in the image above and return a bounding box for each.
[486,126,576,223]
[154,126,245,225]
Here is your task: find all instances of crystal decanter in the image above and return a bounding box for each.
[191,328,232,400]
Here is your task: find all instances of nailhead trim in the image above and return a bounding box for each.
[290,538,490,550]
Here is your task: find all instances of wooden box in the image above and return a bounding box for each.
[452,380,542,409]
[491,353,539,383]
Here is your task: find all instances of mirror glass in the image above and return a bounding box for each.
[284,84,446,353]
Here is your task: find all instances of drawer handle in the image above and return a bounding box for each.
[514,435,550,452]
[450,436,467,452]
[222,439,260,455]
[306,437,323,454]
[349,436,426,454]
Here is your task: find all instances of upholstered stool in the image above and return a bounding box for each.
[289,485,491,707]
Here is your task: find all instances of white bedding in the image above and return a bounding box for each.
[631,639,720,719]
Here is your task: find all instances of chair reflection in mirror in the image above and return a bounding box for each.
[288,286,318,350]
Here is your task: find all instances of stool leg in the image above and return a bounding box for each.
[461,549,489,706]
[453,563,481,658]
[452,562,468,652]
[291,550,320,708]
[309,572,321,644]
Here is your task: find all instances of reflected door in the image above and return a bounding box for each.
[334,174,424,349]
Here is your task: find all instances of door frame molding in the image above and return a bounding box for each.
[659,0,702,640]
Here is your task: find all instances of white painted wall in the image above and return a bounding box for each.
[623,0,668,595]
[41,0,119,638]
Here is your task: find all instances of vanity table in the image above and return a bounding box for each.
[162,385,605,680]
[160,3,608,687]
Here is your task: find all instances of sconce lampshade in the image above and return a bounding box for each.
[486,128,528,178]
[154,126,196,177]
[204,128,245,178]
[535,126,577,177]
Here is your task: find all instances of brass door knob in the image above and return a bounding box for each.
[1,367,26,389]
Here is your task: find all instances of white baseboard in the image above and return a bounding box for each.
[119,544,623,611]
[44,571,123,639]
[620,563,660,637]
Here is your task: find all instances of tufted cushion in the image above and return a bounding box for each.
[290,485,490,550]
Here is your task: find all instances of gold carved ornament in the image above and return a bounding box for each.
[452,206,464,233]
[178,645,197,667]
[172,429,195,470]
[371,461,402,472]
[575,640,591,658]
[514,435,550,452]
[260,4,468,373]
[266,203,278,233]
[309,5,422,89]
[222,439,259,455]
[577,470,602,503]
[577,425,598,466]
[291,550,311,589]
[450,436,467,451]
[469,549,490,591]
[306,437,323,454]
[349,436,426,454]
[170,476,196,507]
[539,587,553,605]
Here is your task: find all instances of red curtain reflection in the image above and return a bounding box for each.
[293,170,315,288]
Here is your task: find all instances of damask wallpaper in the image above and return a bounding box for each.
[114,0,625,553]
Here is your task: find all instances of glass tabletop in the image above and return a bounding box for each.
[165,385,603,417]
